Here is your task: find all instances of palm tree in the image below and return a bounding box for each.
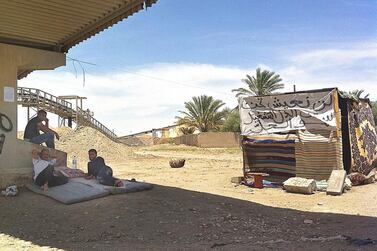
[176,95,226,132]
[232,68,284,97]
[349,89,369,99]
[179,126,196,135]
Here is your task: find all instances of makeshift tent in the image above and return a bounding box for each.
[239,88,377,182]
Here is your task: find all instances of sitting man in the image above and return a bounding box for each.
[32,148,68,191]
[24,110,60,149]
[86,149,123,187]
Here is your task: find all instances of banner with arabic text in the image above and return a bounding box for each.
[239,89,337,135]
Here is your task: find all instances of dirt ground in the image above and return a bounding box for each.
[3,127,377,250]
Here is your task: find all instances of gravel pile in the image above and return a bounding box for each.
[19,126,134,169]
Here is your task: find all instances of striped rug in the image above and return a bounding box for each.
[242,134,297,182]
[295,130,343,180]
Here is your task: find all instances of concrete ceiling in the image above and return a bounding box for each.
[0,0,157,53]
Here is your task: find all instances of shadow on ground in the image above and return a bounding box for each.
[0,184,376,250]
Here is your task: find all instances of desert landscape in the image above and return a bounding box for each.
[1,1,376,250]
[0,127,376,250]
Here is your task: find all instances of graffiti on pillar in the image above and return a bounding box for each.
[0,134,5,154]
[0,112,13,154]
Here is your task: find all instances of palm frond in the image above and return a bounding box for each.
[233,68,284,97]
[175,95,225,132]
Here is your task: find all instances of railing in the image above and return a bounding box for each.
[17,87,117,140]
[17,87,73,110]
[76,107,117,139]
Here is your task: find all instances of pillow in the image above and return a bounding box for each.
[56,167,86,178]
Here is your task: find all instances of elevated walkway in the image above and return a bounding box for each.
[17,87,117,141]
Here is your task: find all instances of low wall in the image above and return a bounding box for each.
[0,140,67,188]
[173,132,240,148]
[118,135,154,146]
[173,134,198,146]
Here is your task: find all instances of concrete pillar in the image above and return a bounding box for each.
[0,43,65,187]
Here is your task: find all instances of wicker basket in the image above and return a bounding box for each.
[169,159,185,168]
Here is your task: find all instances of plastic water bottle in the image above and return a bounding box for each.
[72,156,77,169]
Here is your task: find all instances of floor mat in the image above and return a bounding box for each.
[25,181,109,205]
[110,180,154,194]
[26,178,154,204]
[70,178,154,195]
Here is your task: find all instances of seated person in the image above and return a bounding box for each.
[32,148,68,191]
[24,110,60,149]
[86,149,123,187]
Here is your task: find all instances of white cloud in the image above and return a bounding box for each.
[290,42,377,69]
[18,63,254,135]
[18,43,377,136]
[279,42,377,95]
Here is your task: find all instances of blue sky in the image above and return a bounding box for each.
[66,0,377,68]
[19,0,377,135]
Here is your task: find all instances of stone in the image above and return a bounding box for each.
[327,170,346,196]
[344,177,352,190]
[231,176,243,184]
[169,159,185,168]
[283,177,317,194]
[304,219,313,224]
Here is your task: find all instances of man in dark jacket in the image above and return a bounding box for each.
[86,149,123,187]
[87,149,105,178]
[24,110,60,149]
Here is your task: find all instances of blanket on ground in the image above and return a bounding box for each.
[26,178,153,204]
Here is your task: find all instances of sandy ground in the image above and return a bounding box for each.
[3,127,377,250]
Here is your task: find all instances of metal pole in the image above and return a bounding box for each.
[293,85,296,92]
[76,97,78,128]
[36,90,39,112]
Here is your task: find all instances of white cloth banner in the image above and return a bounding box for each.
[239,89,337,135]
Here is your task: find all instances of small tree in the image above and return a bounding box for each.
[221,109,240,132]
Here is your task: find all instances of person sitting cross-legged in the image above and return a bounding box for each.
[85,149,123,187]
